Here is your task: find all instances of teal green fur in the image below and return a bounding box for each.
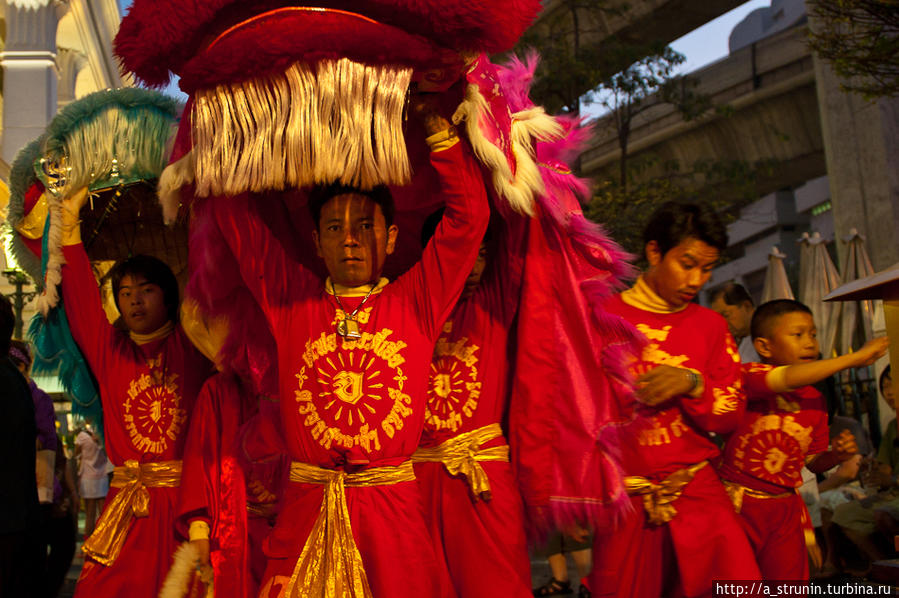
[29,217,103,440]
[41,87,183,193]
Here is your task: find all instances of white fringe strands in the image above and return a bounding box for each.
[452,83,565,217]
[190,58,414,198]
[46,107,176,200]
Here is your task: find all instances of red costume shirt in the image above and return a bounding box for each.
[178,373,286,598]
[415,217,531,598]
[214,141,489,597]
[603,291,744,477]
[420,217,524,446]
[719,363,829,494]
[61,242,211,597]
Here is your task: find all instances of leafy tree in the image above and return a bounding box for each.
[585,157,778,259]
[514,0,625,115]
[594,44,713,192]
[808,0,899,98]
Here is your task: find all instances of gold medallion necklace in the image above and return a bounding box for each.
[330,280,378,340]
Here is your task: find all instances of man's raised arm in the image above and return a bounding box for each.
[401,99,490,338]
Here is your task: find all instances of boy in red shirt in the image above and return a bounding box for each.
[717,299,888,580]
[59,188,212,598]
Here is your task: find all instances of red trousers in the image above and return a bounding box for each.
[415,460,532,598]
[737,493,809,581]
[589,466,760,598]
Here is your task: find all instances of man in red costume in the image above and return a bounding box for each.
[589,202,760,597]
[412,211,530,597]
[717,299,887,580]
[176,372,287,598]
[59,188,212,598]
[212,98,489,598]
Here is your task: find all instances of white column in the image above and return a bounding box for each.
[1,0,70,164]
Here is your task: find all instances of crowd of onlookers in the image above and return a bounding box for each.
[1,294,110,598]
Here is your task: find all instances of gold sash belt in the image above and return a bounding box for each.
[723,480,793,513]
[284,460,416,598]
[624,461,707,525]
[411,423,509,501]
[82,459,182,565]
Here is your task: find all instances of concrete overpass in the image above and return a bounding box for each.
[530,0,747,97]
[581,25,825,201]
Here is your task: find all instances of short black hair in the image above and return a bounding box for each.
[643,201,728,256]
[880,365,892,396]
[0,295,14,355]
[308,184,395,229]
[710,282,754,308]
[750,299,812,340]
[110,255,179,323]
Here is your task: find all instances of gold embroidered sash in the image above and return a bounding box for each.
[82,459,182,565]
[624,461,707,525]
[411,423,509,501]
[722,480,792,513]
[284,460,416,598]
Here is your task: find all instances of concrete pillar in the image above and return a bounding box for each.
[808,4,899,271]
[1,0,70,164]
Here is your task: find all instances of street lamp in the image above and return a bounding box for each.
[3,267,39,338]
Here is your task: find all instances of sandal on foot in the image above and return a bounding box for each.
[533,578,573,596]
[578,584,592,598]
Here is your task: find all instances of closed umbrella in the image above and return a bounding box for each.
[839,228,882,354]
[800,232,842,359]
[761,246,795,302]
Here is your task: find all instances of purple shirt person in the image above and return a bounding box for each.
[9,341,58,452]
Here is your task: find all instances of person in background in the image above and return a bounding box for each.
[709,282,759,362]
[0,294,40,596]
[45,432,78,598]
[74,423,109,539]
[9,340,58,503]
[877,366,896,471]
[533,530,592,597]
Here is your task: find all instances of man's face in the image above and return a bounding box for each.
[117,274,170,335]
[313,194,398,288]
[644,237,720,308]
[882,373,895,411]
[755,311,819,366]
[462,242,488,299]
[710,296,754,340]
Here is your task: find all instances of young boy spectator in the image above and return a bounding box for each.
[717,299,888,580]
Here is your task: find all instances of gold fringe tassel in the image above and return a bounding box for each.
[191,59,413,197]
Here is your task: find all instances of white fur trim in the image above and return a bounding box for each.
[158,152,196,225]
[158,541,211,598]
[453,83,564,216]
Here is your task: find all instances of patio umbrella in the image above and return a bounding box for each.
[761,246,795,302]
[839,228,883,354]
[800,232,842,359]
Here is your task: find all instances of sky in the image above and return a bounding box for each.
[116,0,772,104]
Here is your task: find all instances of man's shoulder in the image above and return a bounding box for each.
[685,303,729,329]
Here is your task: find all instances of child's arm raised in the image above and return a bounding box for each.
[771,337,889,392]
